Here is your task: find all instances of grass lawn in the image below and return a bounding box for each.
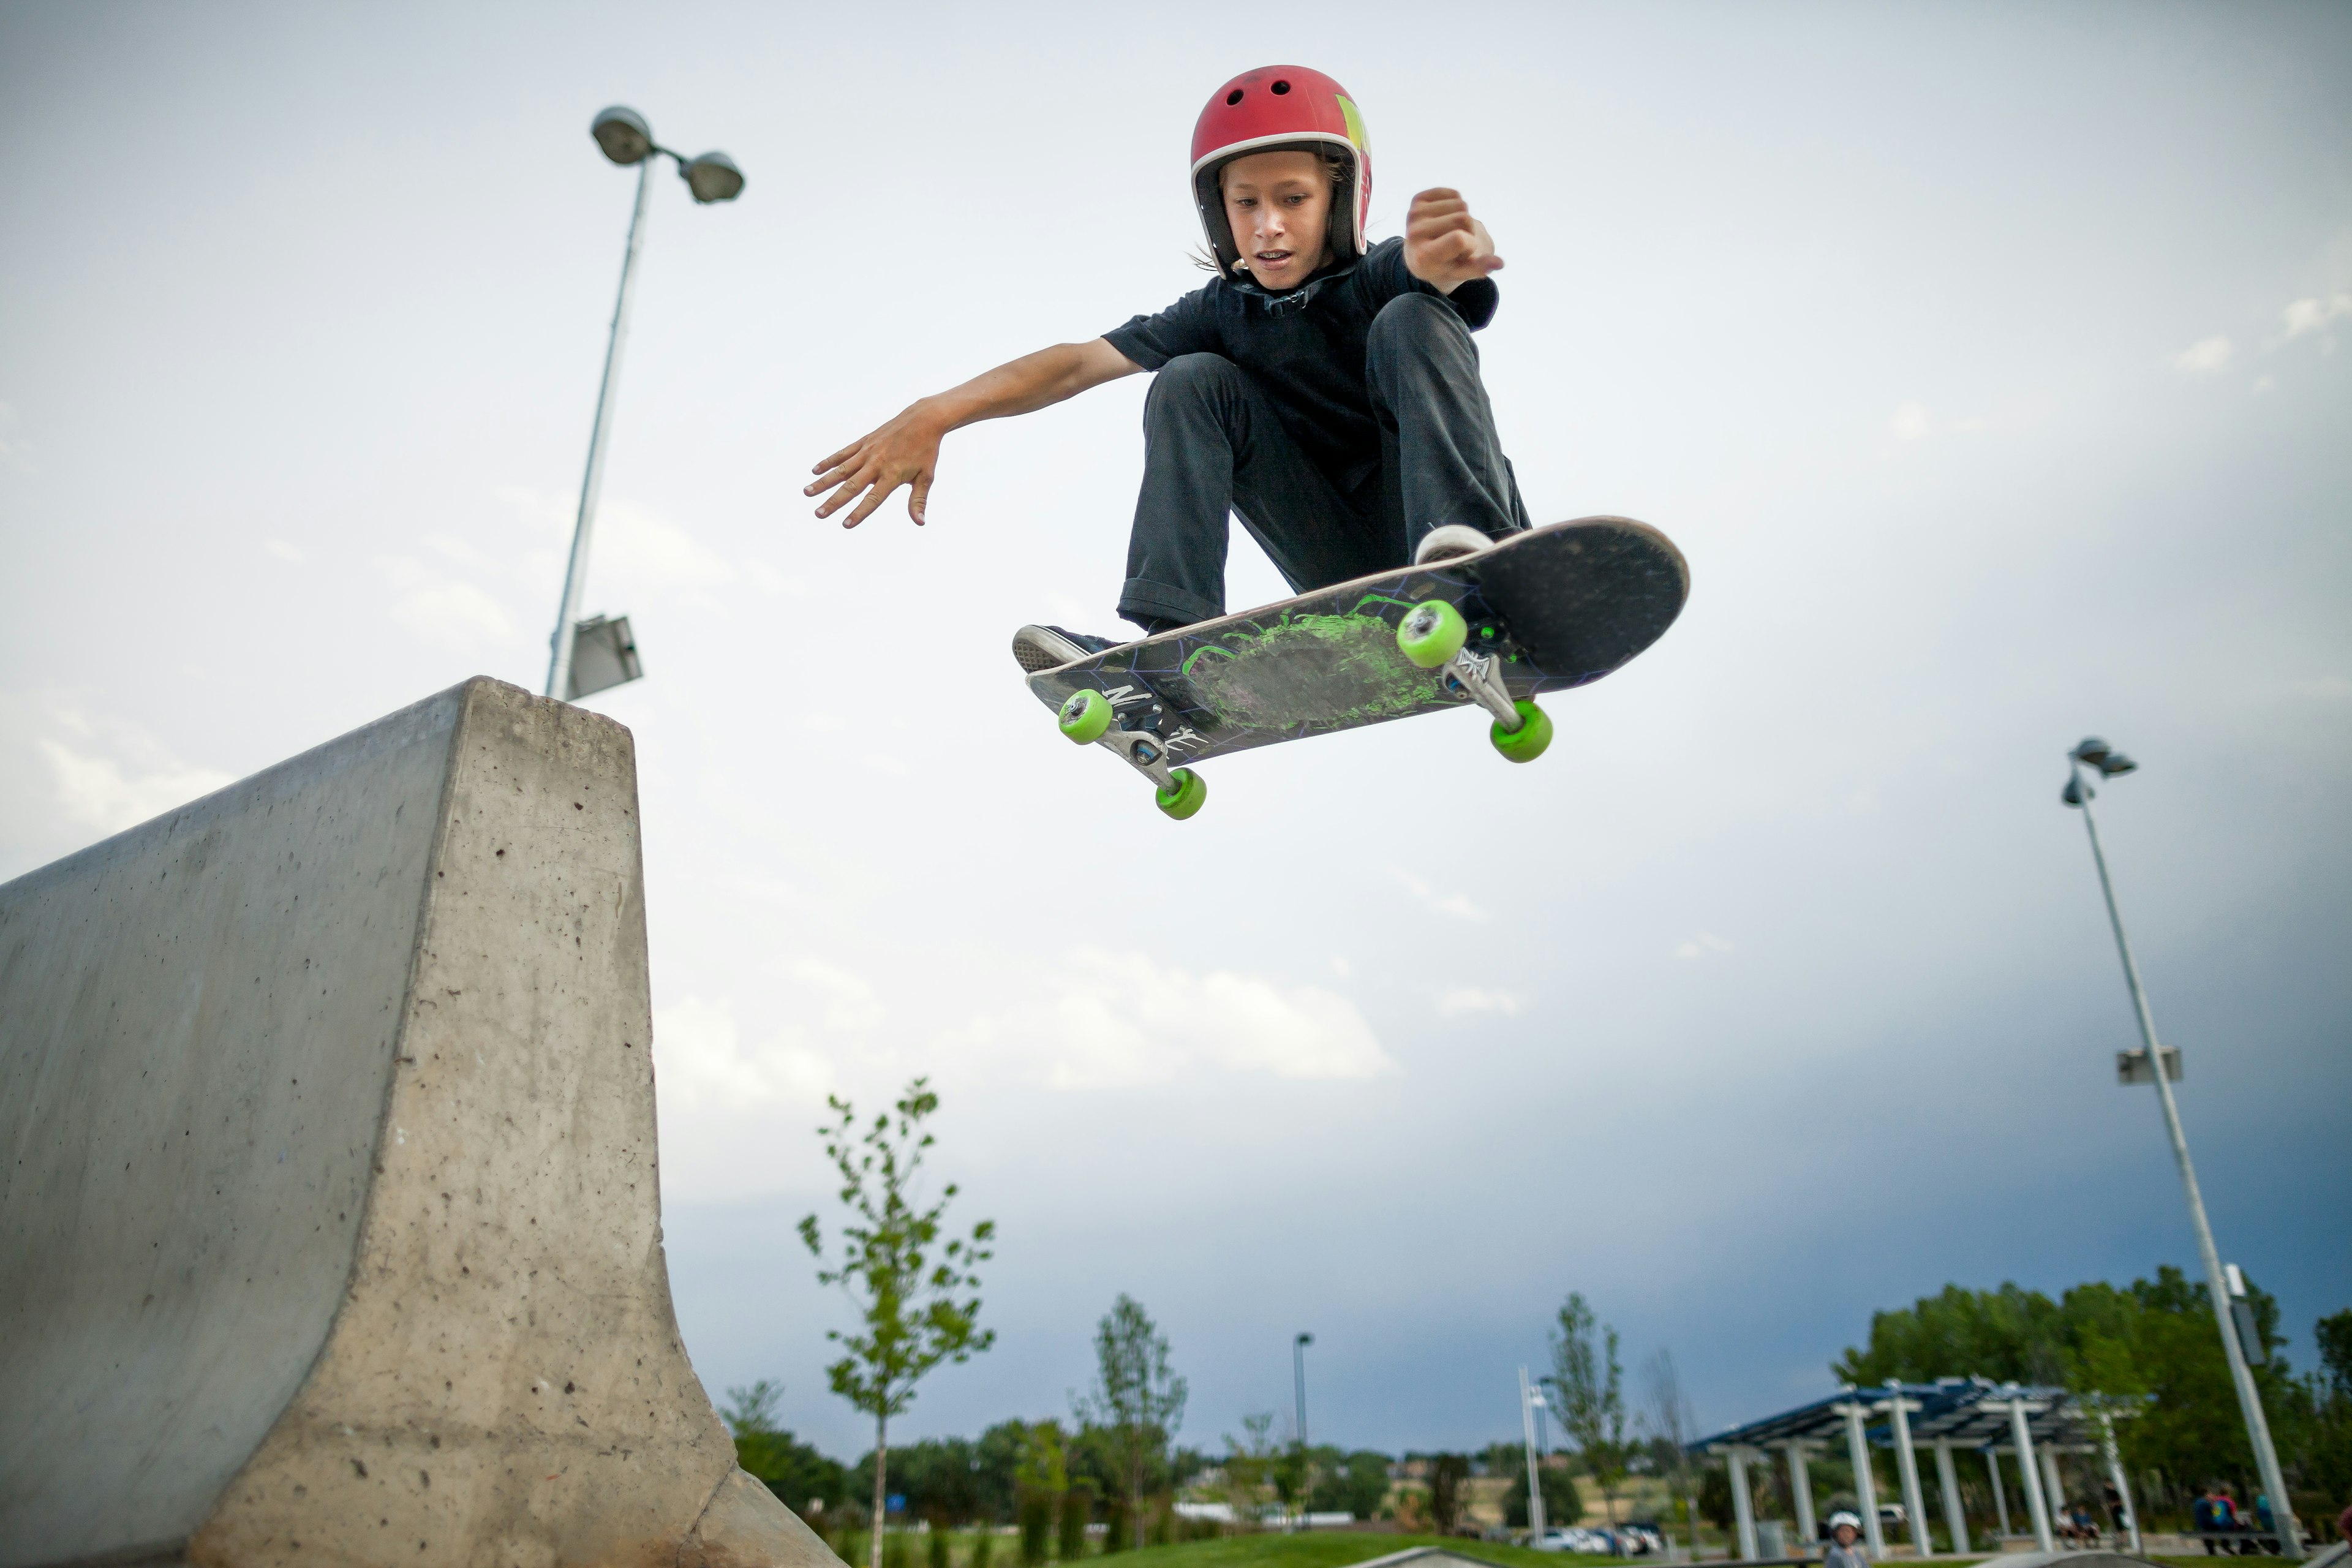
[1100,1534,1621,1568]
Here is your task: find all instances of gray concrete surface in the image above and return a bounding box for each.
[0,677,835,1567]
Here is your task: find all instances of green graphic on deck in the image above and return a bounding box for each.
[1187,609,1441,731]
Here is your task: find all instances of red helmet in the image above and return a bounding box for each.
[1191,65,1371,277]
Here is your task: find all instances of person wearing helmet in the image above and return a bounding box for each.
[806,66,1528,669]
[1824,1512,1868,1568]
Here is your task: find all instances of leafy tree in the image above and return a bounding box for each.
[1310,1449,1395,1520]
[1428,1452,1471,1535]
[801,1080,997,1568]
[1072,1294,1188,1549]
[1219,1413,1280,1528]
[723,1379,850,1517]
[1017,1420,1067,1566]
[1060,1477,1098,1559]
[1502,1465,1584,1530]
[1640,1349,1703,1553]
[1548,1292,1629,1523]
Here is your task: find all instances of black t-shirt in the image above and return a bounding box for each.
[1104,237,1499,501]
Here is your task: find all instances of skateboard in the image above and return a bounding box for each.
[1022,516,1688,819]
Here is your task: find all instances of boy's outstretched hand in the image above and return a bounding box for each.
[807,405,948,528]
[1404,188,1503,295]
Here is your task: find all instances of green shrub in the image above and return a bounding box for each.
[929,1530,951,1568]
[885,1531,909,1568]
[971,1529,995,1568]
[1059,1481,1097,1561]
[1019,1491,1053,1567]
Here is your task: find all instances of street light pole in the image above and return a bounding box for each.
[2062,740,2301,1559]
[1520,1369,1548,1542]
[546,153,652,702]
[544,106,744,703]
[1294,1332,1314,1534]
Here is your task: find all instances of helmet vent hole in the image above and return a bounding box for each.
[1226,88,1244,105]
[1271,80,1291,94]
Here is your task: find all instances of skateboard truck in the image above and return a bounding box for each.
[1435,646,1520,730]
[1054,689,1209,820]
[1396,600,1556,763]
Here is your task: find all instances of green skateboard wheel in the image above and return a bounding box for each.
[1155,767,1207,820]
[1397,600,1469,669]
[1058,690,1113,744]
[1490,699,1553,763]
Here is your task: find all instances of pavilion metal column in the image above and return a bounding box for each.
[2040,1448,2067,1528]
[1836,1398,1887,1559]
[1985,1450,2011,1541]
[1725,1447,1762,1562]
[2096,1408,2143,1555]
[1933,1441,1968,1555]
[1882,1387,1931,1558]
[1781,1441,1819,1548]
[2005,1400,2055,1552]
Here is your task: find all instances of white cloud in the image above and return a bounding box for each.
[780,955,885,1033]
[36,735,235,835]
[652,993,837,1115]
[1674,931,1738,960]
[262,539,304,561]
[1395,870,1487,921]
[1890,402,1931,440]
[595,499,738,590]
[2170,335,2233,373]
[1438,987,1523,1017]
[375,556,522,652]
[1008,949,1396,1089]
[2276,292,2351,345]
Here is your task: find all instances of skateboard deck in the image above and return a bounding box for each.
[1024,515,1687,816]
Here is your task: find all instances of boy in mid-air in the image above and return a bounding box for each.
[807,64,1527,671]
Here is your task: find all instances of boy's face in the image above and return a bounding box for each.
[1219,149,1333,290]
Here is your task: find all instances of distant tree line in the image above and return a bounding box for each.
[1831,1268,2351,1526]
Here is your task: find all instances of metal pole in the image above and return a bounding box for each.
[1883,1389,1931,1558]
[2095,1407,2143,1556]
[1521,1368,1548,1541]
[547,154,654,701]
[1725,1450,1758,1562]
[1933,1441,1967,1556]
[1292,1333,1311,1533]
[1985,1450,2010,1542]
[2006,1403,2053,1553]
[2072,767,2303,1557]
[1782,1441,1817,1548]
[1836,1400,1885,1558]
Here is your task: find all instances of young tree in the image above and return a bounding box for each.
[1641,1349,1703,1555]
[800,1079,997,1568]
[1072,1294,1189,1549]
[1547,1292,1628,1526]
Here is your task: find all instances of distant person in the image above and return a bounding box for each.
[1823,1511,1868,1568]
[2196,1485,2236,1555]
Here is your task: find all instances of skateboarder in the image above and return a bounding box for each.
[804,64,1530,671]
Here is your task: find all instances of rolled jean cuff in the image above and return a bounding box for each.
[1117,576,1223,630]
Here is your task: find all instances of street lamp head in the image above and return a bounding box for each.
[1296,1331,1314,1347]
[681,151,745,204]
[2097,750,2137,778]
[2061,774,2089,809]
[2071,736,2113,768]
[591,107,655,166]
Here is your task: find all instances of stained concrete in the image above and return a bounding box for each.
[0,677,836,1568]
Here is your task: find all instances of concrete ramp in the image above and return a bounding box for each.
[0,677,832,1567]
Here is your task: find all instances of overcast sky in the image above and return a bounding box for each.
[3,1,2346,1461]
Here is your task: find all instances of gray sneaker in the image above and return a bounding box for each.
[1011,624,1118,674]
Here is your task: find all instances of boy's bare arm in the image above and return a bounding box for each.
[809,337,1142,526]
[1404,187,1504,295]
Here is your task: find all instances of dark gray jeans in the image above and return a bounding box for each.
[1118,291,1530,631]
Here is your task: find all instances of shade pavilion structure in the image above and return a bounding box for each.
[1689,1379,2143,1562]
